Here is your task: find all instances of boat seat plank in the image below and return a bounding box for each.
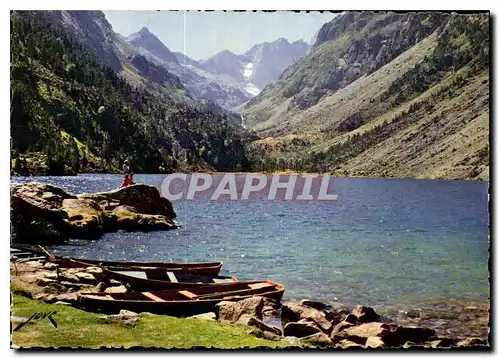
[179,290,198,299]
[143,292,166,302]
[248,282,272,290]
[166,272,178,283]
[84,294,114,300]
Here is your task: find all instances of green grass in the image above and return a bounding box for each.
[10,294,292,349]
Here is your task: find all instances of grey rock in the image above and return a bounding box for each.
[299,332,334,347]
[187,312,216,321]
[216,296,264,323]
[351,305,381,323]
[236,314,282,336]
[283,321,321,338]
[104,285,127,294]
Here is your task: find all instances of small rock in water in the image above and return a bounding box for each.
[404,309,422,318]
[351,305,381,323]
[300,299,329,311]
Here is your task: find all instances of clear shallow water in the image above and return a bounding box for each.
[11,174,490,310]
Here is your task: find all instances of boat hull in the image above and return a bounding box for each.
[103,269,238,291]
[78,281,285,317]
[56,258,223,276]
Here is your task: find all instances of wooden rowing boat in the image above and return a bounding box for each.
[78,280,285,316]
[55,257,223,276]
[10,245,223,276]
[102,268,238,291]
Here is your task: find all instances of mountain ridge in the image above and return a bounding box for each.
[125,26,310,109]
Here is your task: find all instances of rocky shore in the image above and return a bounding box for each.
[11,182,177,244]
[11,259,489,349]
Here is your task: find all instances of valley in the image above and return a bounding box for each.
[10,11,490,180]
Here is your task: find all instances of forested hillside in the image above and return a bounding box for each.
[10,11,250,175]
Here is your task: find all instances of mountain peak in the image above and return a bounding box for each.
[137,26,152,35]
[126,26,178,64]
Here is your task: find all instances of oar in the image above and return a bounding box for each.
[38,245,55,261]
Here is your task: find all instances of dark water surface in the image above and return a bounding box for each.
[11,174,490,311]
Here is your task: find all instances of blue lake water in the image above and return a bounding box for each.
[11,174,490,310]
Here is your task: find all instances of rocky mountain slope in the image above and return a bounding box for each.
[126,27,309,110]
[125,27,252,110]
[243,38,309,90]
[242,11,489,180]
[199,38,309,98]
[10,10,251,175]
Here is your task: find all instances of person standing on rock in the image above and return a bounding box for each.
[120,160,134,187]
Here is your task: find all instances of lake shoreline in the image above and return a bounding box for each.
[10,171,488,182]
[10,259,489,348]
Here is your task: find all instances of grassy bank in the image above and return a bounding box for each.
[10,294,291,349]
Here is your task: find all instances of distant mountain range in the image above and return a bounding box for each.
[124,27,309,109]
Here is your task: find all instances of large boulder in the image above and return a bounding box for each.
[281,301,333,334]
[10,182,178,245]
[11,182,74,221]
[62,198,106,239]
[216,296,265,323]
[78,184,176,218]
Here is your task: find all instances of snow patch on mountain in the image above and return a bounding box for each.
[243,62,253,80]
[245,83,260,96]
